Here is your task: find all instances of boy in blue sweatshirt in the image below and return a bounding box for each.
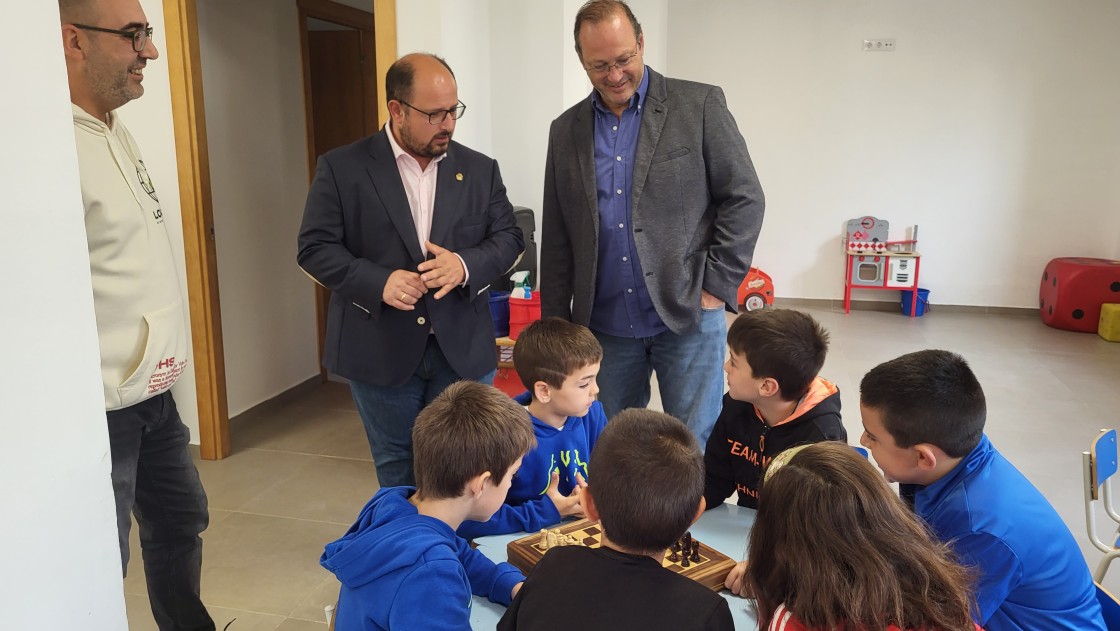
[458,317,606,539]
[320,381,537,631]
[860,350,1105,631]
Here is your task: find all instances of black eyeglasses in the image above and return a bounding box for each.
[398,100,467,125]
[72,24,154,53]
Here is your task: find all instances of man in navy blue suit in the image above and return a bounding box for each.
[298,53,523,487]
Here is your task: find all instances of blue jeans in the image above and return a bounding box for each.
[350,336,495,488]
[593,308,726,446]
[107,391,214,631]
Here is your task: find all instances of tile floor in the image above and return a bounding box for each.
[124,305,1120,629]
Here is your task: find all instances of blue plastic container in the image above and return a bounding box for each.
[900,288,930,317]
[489,290,510,336]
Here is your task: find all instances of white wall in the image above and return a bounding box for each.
[396,1,495,160]
[487,1,566,214]
[396,1,670,237]
[395,0,442,59]
[396,0,559,213]
[561,0,593,106]
[629,0,668,72]
[400,0,1120,308]
[667,0,1120,307]
[484,0,668,225]
[0,4,128,629]
[196,0,320,417]
[438,2,495,156]
[19,0,1113,457]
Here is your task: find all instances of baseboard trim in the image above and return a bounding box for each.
[772,297,1036,317]
[230,374,323,424]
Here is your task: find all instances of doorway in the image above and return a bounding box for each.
[297,0,387,381]
[161,0,395,458]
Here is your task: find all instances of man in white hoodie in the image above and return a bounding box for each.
[61,1,214,629]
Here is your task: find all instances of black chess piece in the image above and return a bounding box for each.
[690,540,701,563]
[671,540,682,553]
[681,553,690,567]
[668,548,680,563]
[682,532,692,555]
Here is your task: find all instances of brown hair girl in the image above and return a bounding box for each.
[747,442,978,631]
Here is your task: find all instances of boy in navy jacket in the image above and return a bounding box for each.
[459,317,606,538]
[321,382,536,630]
[860,350,1105,631]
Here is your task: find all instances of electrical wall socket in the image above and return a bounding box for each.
[863,38,896,52]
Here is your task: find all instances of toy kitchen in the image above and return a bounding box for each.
[842,216,923,317]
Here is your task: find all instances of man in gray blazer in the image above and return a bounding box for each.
[298,54,522,487]
[541,0,764,445]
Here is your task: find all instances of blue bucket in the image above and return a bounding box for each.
[900,288,930,317]
[489,291,510,337]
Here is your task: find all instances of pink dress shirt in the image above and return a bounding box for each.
[386,123,470,283]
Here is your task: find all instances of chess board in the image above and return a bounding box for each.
[506,518,737,592]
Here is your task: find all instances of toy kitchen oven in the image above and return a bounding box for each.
[842,216,922,317]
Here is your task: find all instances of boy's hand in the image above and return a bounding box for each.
[545,470,587,518]
[512,581,523,599]
[724,560,752,597]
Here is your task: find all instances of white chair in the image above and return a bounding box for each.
[1083,429,1120,582]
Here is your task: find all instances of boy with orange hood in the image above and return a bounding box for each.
[703,309,845,511]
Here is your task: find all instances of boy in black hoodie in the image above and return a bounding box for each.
[500,409,733,630]
[703,309,845,513]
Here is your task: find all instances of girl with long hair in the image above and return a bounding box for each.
[746,442,981,631]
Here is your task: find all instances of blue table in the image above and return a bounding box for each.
[468,503,759,629]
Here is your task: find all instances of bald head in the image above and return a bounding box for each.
[384,53,460,169]
[385,53,456,105]
[59,0,99,23]
[60,0,157,123]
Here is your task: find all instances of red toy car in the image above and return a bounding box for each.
[737,267,775,312]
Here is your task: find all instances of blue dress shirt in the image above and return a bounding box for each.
[588,69,667,338]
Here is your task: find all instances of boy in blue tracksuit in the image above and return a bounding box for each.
[859,350,1105,631]
[458,317,606,539]
[320,382,537,631]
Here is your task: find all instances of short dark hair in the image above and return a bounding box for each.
[726,309,830,401]
[589,409,702,554]
[384,53,456,105]
[512,317,602,391]
[860,350,986,457]
[412,381,535,499]
[748,442,976,629]
[573,0,642,59]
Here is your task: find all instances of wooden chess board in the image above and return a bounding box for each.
[507,518,737,591]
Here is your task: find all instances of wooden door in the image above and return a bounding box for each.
[298,0,388,381]
[161,0,395,458]
[308,28,378,152]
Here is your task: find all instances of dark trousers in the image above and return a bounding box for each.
[108,391,215,631]
[350,335,495,487]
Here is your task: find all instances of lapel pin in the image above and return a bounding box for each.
[455,173,464,181]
